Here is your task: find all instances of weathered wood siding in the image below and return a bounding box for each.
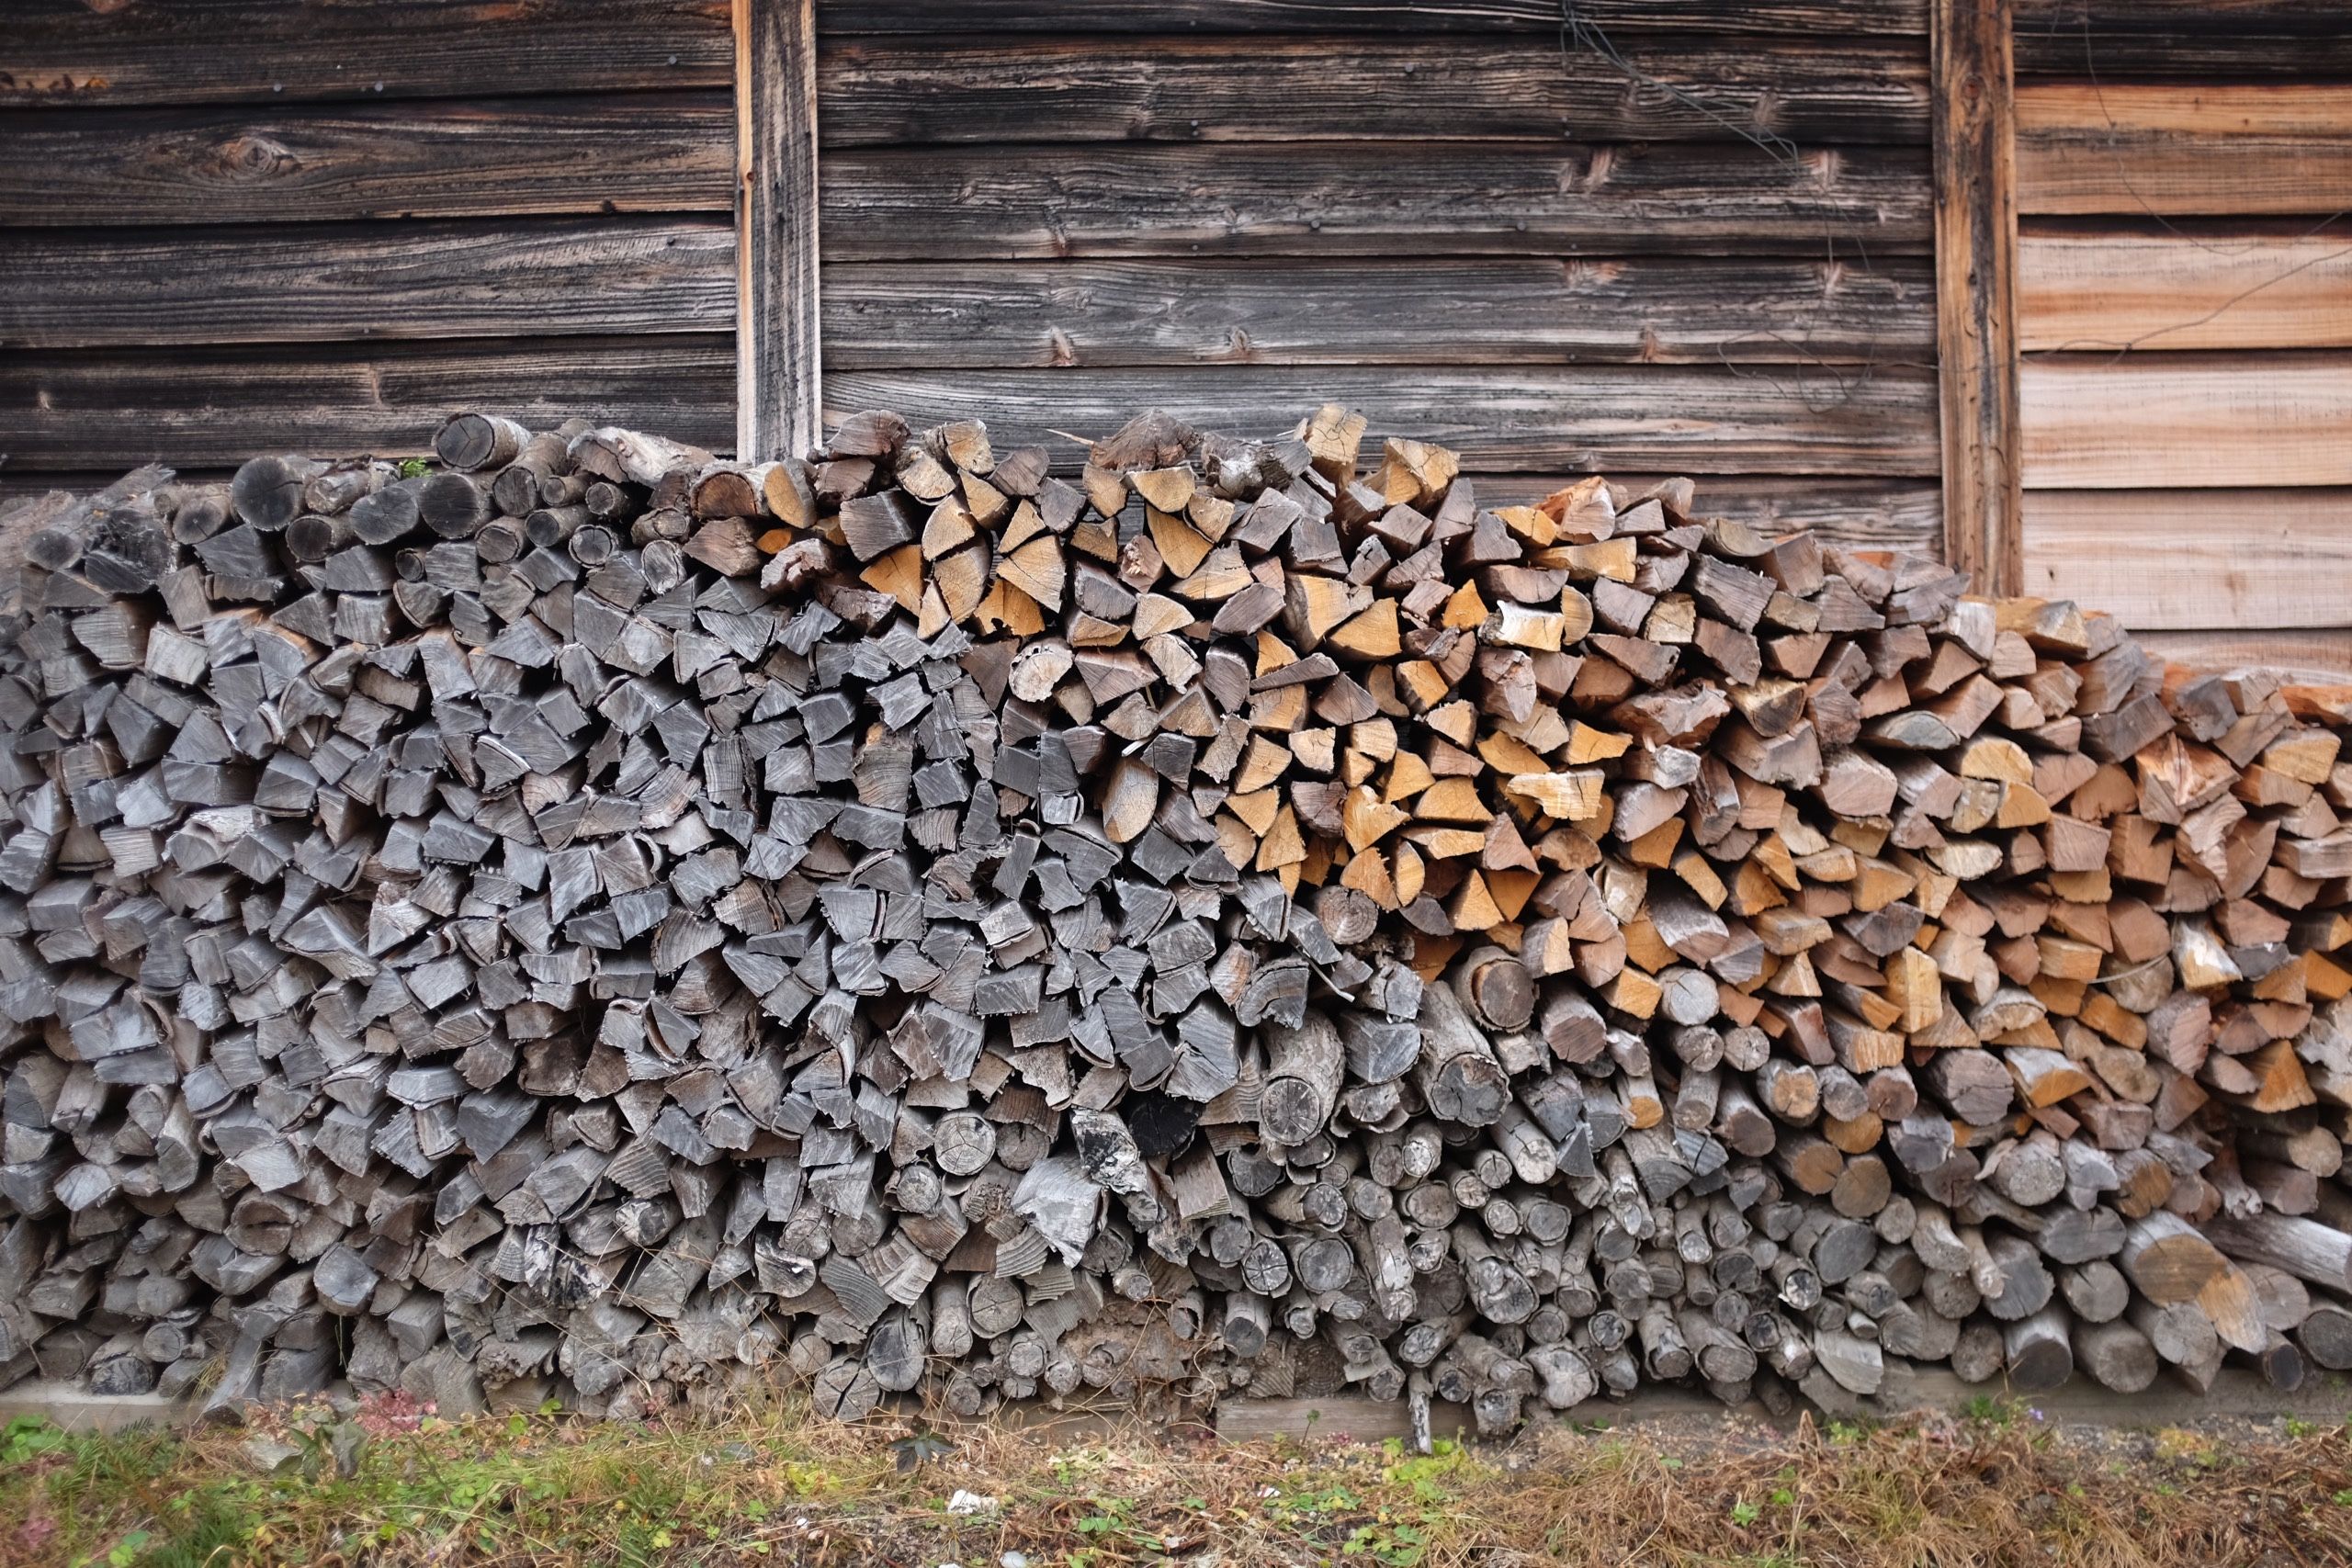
[0,0,738,487]
[21,0,2338,672]
[814,2,1942,552]
[2010,1,2352,675]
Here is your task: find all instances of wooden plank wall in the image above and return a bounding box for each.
[0,0,740,492]
[2010,0,2352,675]
[813,0,1943,552]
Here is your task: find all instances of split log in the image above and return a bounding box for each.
[2,402,2350,1434]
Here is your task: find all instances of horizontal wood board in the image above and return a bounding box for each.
[817,36,1931,145]
[812,2,1929,36]
[2013,0,2352,77]
[816,143,1931,260]
[2018,226,2352,352]
[0,219,737,348]
[0,337,734,468]
[2020,355,2352,488]
[0,96,737,225]
[2134,629,2352,680]
[823,257,1935,368]
[822,366,1939,476]
[2017,85,2352,216]
[0,0,733,107]
[2020,488,2352,629]
[6,331,736,476]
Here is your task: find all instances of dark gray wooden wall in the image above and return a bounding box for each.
[0,0,739,491]
[3,0,1945,558]
[815,0,1942,551]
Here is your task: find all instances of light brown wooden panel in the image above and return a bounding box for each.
[2021,489,2352,629]
[0,96,736,226]
[2017,85,2352,216]
[0,220,736,348]
[822,366,1939,476]
[822,257,1934,367]
[0,0,731,107]
[0,337,735,468]
[818,36,1930,146]
[2019,228,2352,351]
[819,143,1932,260]
[2019,355,2352,488]
[2136,630,2352,681]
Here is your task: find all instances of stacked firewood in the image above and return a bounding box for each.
[1,401,2349,1435]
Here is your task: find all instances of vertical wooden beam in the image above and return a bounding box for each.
[1931,0,2022,595]
[737,0,820,460]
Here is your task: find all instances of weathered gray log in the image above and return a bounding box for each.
[1261,1013,1345,1147]
[2207,1213,2352,1293]
[2001,1304,2074,1392]
[2299,1302,2352,1370]
[1415,985,1510,1129]
[2073,1318,2157,1393]
[5,403,2352,1439]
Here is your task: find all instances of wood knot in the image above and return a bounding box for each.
[211,132,298,182]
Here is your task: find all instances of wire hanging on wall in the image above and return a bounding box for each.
[1552,1,1932,419]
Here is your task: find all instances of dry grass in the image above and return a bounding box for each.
[4,1393,2352,1567]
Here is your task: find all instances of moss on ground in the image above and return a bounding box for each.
[4,1393,2352,1566]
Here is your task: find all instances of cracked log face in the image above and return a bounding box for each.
[1,400,2350,1429]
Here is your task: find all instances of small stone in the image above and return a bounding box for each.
[241,1436,303,1473]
